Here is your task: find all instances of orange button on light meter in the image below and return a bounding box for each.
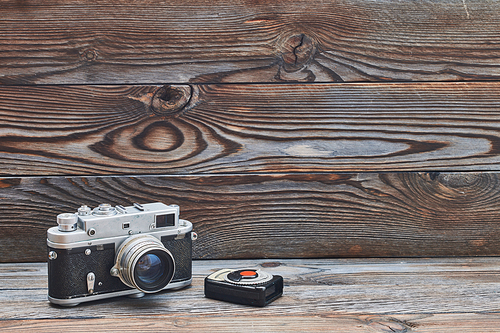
[240,270,257,277]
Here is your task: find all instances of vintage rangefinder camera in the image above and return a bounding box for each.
[47,202,196,306]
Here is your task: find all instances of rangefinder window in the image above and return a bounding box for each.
[156,213,175,227]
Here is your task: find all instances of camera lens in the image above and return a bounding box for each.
[134,251,173,292]
[114,235,175,293]
[136,253,162,282]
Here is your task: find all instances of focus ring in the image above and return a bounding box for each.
[115,234,175,293]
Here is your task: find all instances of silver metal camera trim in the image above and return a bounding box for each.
[47,220,192,250]
[48,203,182,245]
[47,278,193,307]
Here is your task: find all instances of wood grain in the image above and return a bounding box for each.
[2,259,500,332]
[2,172,500,262]
[5,315,500,333]
[2,82,500,175]
[1,0,500,84]
[9,315,500,333]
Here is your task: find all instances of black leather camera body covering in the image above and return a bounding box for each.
[48,234,192,300]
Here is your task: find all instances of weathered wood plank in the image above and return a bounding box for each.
[2,172,500,262]
[2,82,500,175]
[4,314,500,333]
[1,0,500,84]
[5,314,500,333]
[1,259,500,332]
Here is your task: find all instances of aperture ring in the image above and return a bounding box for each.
[115,235,175,293]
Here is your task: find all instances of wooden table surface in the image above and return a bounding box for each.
[2,258,500,332]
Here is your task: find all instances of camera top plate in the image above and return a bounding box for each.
[47,202,191,248]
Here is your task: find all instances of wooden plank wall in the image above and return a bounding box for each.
[1,0,500,262]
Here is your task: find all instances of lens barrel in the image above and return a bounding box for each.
[114,235,175,293]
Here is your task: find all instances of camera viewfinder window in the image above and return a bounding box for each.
[156,214,175,228]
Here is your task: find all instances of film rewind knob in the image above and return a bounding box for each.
[57,213,78,232]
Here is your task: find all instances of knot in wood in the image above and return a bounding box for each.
[261,262,281,268]
[366,317,411,333]
[81,48,98,62]
[421,172,483,189]
[280,34,316,71]
[151,85,192,117]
